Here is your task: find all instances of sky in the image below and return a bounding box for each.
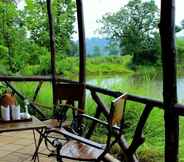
[81,0,126,38]
[77,0,184,39]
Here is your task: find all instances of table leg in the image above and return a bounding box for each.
[32,128,45,162]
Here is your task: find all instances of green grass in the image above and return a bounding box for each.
[86,55,133,75]
[12,82,53,117]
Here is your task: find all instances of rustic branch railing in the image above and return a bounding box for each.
[1,77,184,161]
[1,76,184,115]
[0,75,181,113]
[0,75,74,83]
[128,104,153,155]
[90,91,137,162]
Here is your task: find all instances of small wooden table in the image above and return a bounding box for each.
[0,116,46,162]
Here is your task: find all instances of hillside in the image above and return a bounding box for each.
[85,37,109,55]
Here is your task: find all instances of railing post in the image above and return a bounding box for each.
[160,0,179,161]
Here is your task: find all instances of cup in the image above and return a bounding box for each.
[1,106,10,121]
[11,105,20,120]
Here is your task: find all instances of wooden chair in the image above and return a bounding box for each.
[46,93,127,162]
[32,83,85,160]
[44,83,85,130]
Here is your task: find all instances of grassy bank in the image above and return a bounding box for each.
[19,55,133,77]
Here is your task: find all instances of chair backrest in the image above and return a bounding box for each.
[54,83,85,129]
[111,93,127,127]
[106,93,127,149]
[55,83,84,108]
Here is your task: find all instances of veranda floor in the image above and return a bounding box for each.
[0,130,72,162]
[0,130,117,162]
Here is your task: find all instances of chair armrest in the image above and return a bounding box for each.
[47,127,105,149]
[80,114,120,131]
[80,113,108,126]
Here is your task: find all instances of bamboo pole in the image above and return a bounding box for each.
[160,0,179,161]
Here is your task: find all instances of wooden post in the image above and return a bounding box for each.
[160,0,179,161]
[46,0,57,113]
[76,0,86,112]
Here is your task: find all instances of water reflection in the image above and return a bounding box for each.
[87,75,184,104]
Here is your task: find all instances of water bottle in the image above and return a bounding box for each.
[24,99,31,119]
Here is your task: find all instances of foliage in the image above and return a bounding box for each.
[105,42,120,56]
[0,1,28,72]
[19,55,133,77]
[24,0,76,53]
[99,0,160,66]
[0,0,76,75]
[176,38,184,64]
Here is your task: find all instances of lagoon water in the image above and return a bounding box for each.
[87,75,184,104]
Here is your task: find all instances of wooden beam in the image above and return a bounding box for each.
[160,0,179,161]
[76,0,86,126]
[46,0,57,113]
[33,81,43,102]
[0,75,77,83]
[86,84,164,108]
[174,104,184,116]
[76,0,86,84]
[104,154,121,162]
[0,75,53,81]
[128,104,153,154]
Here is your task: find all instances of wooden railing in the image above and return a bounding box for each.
[1,76,184,162]
[86,84,160,162]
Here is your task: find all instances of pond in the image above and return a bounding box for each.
[87,74,184,104]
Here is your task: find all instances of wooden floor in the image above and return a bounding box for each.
[0,130,119,162]
[0,130,71,162]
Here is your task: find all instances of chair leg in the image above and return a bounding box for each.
[56,143,63,162]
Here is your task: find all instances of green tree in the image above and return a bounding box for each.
[105,42,120,55]
[24,0,76,55]
[99,0,160,65]
[0,1,27,72]
[52,0,76,55]
[0,0,76,75]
